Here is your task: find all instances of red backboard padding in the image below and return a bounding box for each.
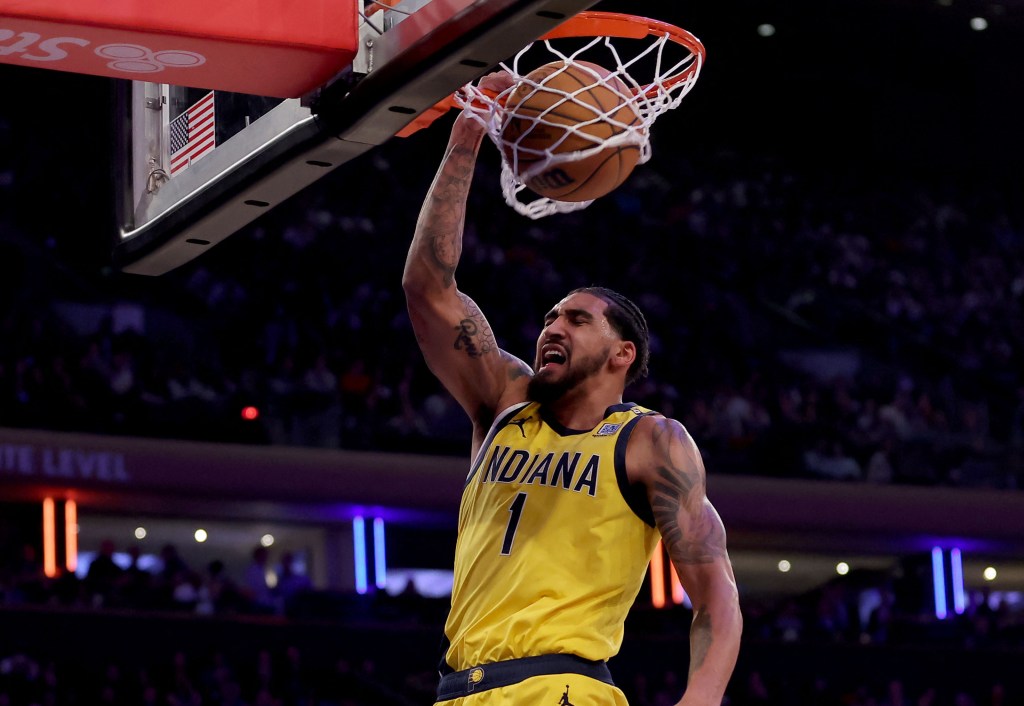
[0,0,358,97]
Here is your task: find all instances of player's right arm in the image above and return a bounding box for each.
[628,415,742,705]
[402,100,531,439]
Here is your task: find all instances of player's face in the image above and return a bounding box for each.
[528,292,619,401]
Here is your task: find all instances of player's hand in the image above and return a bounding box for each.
[453,70,515,138]
[454,69,516,112]
[476,69,515,95]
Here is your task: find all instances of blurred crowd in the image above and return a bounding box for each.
[1,135,1022,490]
[1,532,1022,706]
[0,539,315,619]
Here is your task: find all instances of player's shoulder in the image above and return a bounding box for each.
[631,411,691,441]
[627,413,703,478]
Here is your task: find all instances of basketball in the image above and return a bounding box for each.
[500,61,642,202]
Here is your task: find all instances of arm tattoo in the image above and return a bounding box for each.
[452,293,496,359]
[649,420,727,566]
[428,230,458,289]
[424,144,478,289]
[501,350,533,381]
[688,608,712,676]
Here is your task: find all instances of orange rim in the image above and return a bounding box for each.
[539,11,704,96]
[395,11,703,137]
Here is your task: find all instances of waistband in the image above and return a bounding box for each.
[436,654,613,701]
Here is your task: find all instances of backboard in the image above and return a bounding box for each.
[102,0,602,276]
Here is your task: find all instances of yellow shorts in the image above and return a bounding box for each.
[435,672,629,706]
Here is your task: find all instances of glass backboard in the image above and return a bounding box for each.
[110,0,602,276]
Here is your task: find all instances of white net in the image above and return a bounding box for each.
[456,28,703,219]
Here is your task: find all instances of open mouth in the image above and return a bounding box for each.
[539,346,567,371]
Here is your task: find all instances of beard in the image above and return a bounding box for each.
[527,348,608,404]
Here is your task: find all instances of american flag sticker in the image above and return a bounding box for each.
[169,91,216,175]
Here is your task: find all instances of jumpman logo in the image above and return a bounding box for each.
[558,685,574,706]
[509,416,531,437]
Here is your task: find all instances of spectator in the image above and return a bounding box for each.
[242,545,276,614]
[197,559,245,615]
[119,544,154,609]
[154,544,190,609]
[275,552,313,615]
[6,543,47,605]
[85,539,123,607]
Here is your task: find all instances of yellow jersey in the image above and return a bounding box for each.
[442,401,661,671]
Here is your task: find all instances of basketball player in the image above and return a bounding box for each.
[403,73,741,706]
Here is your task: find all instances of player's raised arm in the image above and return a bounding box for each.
[402,75,531,431]
[629,415,742,705]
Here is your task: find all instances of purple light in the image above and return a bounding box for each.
[373,517,387,590]
[951,548,965,615]
[353,517,368,594]
[932,547,947,620]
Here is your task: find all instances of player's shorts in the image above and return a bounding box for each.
[435,654,630,706]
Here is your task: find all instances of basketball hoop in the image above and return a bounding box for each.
[399,11,705,218]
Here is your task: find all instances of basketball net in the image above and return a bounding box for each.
[455,14,704,219]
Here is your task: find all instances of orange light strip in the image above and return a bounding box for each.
[650,540,666,608]
[65,500,78,573]
[42,497,57,578]
[670,562,687,605]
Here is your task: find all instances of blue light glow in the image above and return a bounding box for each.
[373,517,387,589]
[932,547,947,620]
[951,548,965,615]
[353,516,368,594]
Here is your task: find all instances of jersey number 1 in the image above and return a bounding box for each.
[501,492,527,555]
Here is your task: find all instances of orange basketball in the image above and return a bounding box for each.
[500,60,642,203]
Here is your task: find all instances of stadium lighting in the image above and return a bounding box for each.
[932,547,948,619]
[374,518,387,590]
[353,517,368,594]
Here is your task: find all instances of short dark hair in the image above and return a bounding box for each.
[569,286,650,385]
